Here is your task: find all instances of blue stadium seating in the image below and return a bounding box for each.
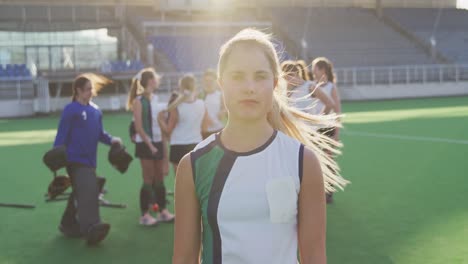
[149,35,229,72]
[0,64,32,79]
[102,60,144,73]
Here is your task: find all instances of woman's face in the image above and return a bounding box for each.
[312,64,325,81]
[284,70,299,88]
[78,81,93,102]
[147,76,158,93]
[219,43,276,122]
[203,74,217,94]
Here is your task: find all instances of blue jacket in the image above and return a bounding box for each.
[53,101,113,168]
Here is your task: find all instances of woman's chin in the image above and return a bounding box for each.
[232,111,266,122]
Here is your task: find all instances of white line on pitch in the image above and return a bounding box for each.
[343,131,468,145]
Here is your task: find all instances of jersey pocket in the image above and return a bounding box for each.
[265,177,298,224]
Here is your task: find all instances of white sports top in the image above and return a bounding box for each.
[289,80,315,114]
[204,90,224,132]
[190,131,304,264]
[289,81,334,115]
[312,82,334,115]
[170,99,205,145]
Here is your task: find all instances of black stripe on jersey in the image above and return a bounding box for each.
[190,135,219,183]
[298,144,305,184]
[207,152,237,264]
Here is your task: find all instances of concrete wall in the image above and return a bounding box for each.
[339,81,468,101]
[45,93,173,113]
[0,100,35,118]
[2,82,468,118]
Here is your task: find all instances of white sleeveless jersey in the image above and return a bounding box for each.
[289,80,315,114]
[171,99,205,145]
[312,82,334,115]
[135,95,164,143]
[290,81,334,115]
[190,131,304,264]
[204,90,224,132]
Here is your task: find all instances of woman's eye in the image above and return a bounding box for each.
[232,74,243,81]
[255,74,267,80]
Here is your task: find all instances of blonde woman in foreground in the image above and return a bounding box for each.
[173,28,348,264]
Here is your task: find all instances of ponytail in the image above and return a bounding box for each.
[166,74,196,111]
[126,68,160,110]
[126,78,141,110]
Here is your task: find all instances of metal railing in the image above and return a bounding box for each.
[335,64,468,87]
[156,72,204,93]
[2,64,468,102]
[0,78,34,100]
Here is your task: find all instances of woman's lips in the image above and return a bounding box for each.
[239,99,259,106]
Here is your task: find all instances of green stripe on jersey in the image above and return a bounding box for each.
[193,145,225,264]
[140,97,152,139]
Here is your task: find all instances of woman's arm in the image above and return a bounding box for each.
[160,131,170,176]
[330,84,342,141]
[133,99,157,154]
[53,106,73,147]
[158,109,178,136]
[201,108,213,134]
[309,83,338,115]
[173,154,201,264]
[298,147,327,264]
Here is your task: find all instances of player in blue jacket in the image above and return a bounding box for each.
[54,73,122,245]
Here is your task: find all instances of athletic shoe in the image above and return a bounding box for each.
[58,224,82,238]
[86,222,110,246]
[139,214,158,226]
[157,210,175,223]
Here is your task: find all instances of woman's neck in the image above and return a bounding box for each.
[76,97,89,105]
[205,89,216,95]
[143,91,152,100]
[184,94,196,102]
[221,118,273,153]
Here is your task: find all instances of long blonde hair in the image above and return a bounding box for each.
[218,28,348,192]
[166,74,197,112]
[126,67,160,110]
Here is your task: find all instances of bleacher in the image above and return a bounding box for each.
[0,64,34,101]
[271,7,436,67]
[101,60,145,73]
[0,4,118,31]
[0,64,32,79]
[384,8,468,63]
[149,34,230,72]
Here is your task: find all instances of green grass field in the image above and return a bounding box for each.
[1,96,468,264]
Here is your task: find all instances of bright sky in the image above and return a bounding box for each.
[458,0,468,9]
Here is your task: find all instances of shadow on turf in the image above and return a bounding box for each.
[327,192,397,264]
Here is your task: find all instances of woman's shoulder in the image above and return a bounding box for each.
[275,131,303,149]
[195,99,206,108]
[89,101,100,110]
[133,95,143,102]
[63,101,80,115]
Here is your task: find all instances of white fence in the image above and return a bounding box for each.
[1,64,468,118]
[336,64,468,87]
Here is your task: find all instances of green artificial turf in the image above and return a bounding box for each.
[1,96,467,264]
